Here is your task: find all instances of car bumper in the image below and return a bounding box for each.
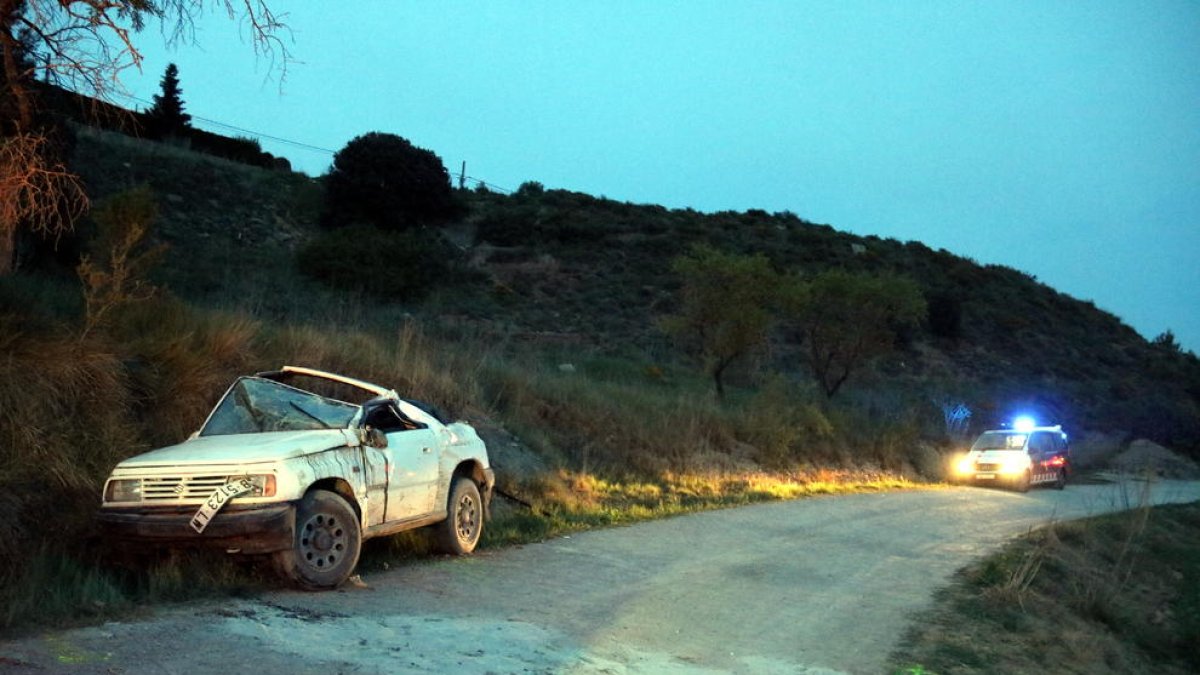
[96,502,296,554]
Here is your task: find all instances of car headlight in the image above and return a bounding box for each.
[241,474,276,498]
[105,479,142,503]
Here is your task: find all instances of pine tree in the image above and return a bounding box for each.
[145,63,191,136]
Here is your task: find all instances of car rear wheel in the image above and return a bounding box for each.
[435,476,483,555]
[273,489,361,590]
[1054,468,1067,490]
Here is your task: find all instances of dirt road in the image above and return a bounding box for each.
[4,479,1199,674]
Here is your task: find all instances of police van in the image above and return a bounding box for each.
[954,419,1070,492]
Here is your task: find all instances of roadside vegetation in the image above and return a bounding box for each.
[891,497,1200,675]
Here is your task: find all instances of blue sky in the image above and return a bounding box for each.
[120,2,1199,351]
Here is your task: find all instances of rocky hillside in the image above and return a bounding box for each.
[67,127,1200,458]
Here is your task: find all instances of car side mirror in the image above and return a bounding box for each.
[359,426,388,449]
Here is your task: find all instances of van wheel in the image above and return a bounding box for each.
[273,489,361,590]
[435,477,483,555]
[1054,469,1067,490]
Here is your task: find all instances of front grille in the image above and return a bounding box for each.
[141,475,229,501]
[976,463,1000,472]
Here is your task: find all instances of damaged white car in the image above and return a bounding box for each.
[97,366,494,589]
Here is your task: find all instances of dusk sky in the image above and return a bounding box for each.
[119,2,1199,351]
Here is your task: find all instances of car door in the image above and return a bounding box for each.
[362,401,440,521]
[384,425,439,520]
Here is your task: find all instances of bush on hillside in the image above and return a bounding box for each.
[296,225,462,299]
[927,291,963,340]
[321,132,457,231]
[475,201,540,246]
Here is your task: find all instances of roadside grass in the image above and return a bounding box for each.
[477,469,918,547]
[889,498,1200,675]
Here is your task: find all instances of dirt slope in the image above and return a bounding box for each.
[3,479,1199,674]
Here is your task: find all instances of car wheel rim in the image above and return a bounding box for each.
[299,512,347,571]
[455,493,478,542]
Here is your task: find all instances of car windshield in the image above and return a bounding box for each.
[971,431,1028,451]
[200,377,359,437]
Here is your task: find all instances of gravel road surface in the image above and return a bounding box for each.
[4,479,1198,674]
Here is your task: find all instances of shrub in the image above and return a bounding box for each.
[296,225,461,299]
[321,132,456,231]
[927,291,963,340]
[76,187,167,339]
[475,202,539,246]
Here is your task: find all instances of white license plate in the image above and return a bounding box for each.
[976,473,996,480]
[190,478,254,533]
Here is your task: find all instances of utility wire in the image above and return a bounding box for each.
[113,91,513,192]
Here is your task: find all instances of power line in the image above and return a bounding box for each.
[114,90,513,192]
[116,92,336,155]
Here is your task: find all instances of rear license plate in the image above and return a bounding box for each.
[190,478,254,533]
[976,473,996,480]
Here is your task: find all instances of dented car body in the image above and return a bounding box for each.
[97,366,494,589]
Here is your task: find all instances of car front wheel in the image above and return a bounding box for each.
[435,476,483,555]
[273,489,361,590]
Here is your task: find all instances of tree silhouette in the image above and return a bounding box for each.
[145,63,191,137]
[322,132,457,230]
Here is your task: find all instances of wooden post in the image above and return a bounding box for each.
[459,161,466,190]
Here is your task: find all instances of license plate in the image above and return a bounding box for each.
[190,478,254,534]
[976,473,996,480]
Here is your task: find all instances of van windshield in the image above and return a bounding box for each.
[971,432,1028,451]
[200,377,359,436]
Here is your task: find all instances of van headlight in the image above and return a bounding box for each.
[105,479,142,503]
[955,456,975,476]
[999,455,1030,475]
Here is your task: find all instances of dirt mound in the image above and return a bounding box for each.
[1110,439,1200,479]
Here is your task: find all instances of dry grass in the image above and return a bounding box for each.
[890,498,1200,675]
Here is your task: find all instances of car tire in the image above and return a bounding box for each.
[1015,470,1031,493]
[435,476,483,555]
[1054,468,1067,490]
[272,489,361,590]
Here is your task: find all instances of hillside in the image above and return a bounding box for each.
[65,126,1200,459]
[3,120,1198,631]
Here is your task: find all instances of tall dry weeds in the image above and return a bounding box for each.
[0,320,139,577]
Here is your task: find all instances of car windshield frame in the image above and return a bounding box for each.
[199,377,360,437]
[971,431,1029,452]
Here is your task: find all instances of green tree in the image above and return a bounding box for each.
[322,132,457,231]
[145,62,191,136]
[661,244,781,400]
[786,269,926,398]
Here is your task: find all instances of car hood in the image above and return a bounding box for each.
[116,429,357,468]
